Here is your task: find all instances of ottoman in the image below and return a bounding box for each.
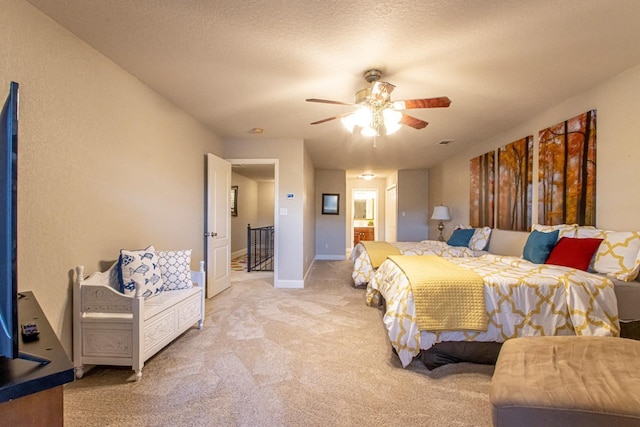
[490,336,640,427]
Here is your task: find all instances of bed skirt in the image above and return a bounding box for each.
[420,341,503,370]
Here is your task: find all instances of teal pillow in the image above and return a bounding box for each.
[523,230,559,264]
[447,228,476,247]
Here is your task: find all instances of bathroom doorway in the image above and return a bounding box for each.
[352,189,378,247]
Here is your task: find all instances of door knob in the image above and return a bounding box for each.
[204,232,218,237]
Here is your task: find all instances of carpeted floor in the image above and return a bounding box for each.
[63,260,494,426]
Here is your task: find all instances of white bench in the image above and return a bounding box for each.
[73,261,205,381]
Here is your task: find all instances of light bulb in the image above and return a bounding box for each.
[383,108,402,135]
[354,106,373,128]
[341,114,356,133]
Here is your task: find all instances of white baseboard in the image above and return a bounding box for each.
[275,279,304,289]
[315,255,346,260]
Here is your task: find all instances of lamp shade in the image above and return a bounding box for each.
[431,205,451,221]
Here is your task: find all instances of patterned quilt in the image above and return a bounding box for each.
[367,254,620,367]
[350,240,484,287]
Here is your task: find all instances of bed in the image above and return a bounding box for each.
[367,253,621,368]
[367,224,640,369]
[350,226,491,287]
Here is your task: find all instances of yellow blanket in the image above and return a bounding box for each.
[387,255,487,331]
[360,241,401,269]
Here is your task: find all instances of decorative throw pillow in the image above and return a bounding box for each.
[118,245,165,298]
[575,226,606,239]
[469,227,492,251]
[593,231,640,281]
[447,228,476,247]
[532,223,577,240]
[523,230,559,264]
[545,237,603,271]
[156,249,193,290]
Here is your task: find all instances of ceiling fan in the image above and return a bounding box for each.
[306,69,451,137]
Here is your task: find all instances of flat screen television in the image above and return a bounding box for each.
[0,81,19,360]
[0,81,49,364]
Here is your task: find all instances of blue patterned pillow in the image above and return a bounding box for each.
[156,249,193,290]
[118,245,165,298]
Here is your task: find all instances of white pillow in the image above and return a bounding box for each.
[532,223,577,240]
[118,245,165,298]
[469,227,492,251]
[593,231,640,281]
[157,249,193,290]
[576,226,606,239]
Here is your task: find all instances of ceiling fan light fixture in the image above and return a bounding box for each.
[307,69,449,139]
[382,108,402,135]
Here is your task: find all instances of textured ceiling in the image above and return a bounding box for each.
[26,0,640,179]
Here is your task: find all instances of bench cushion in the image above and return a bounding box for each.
[490,336,640,427]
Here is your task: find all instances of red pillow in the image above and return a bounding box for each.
[545,237,603,271]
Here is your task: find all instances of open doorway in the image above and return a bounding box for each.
[228,159,278,285]
[352,189,378,247]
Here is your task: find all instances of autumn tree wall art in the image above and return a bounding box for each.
[498,136,533,231]
[538,110,596,226]
[469,151,495,227]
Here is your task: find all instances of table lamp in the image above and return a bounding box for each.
[431,205,451,241]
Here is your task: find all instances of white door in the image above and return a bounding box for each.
[206,153,231,298]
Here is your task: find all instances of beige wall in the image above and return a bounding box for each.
[429,63,640,255]
[230,172,258,254]
[303,146,316,275]
[397,169,429,242]
[316,170,346,258]
[2,0,224,355]
[257,182,275,228]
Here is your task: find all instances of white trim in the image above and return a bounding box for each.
[303,258,315,284]
[275,279,304,289]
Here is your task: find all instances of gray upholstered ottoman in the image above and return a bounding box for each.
[490,336,640,427]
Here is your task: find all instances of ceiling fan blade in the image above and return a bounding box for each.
[369,81,395,102]
[393,96,451,110]
[306,98,355,106]
[310,112,353,125]
[400,113,429,129]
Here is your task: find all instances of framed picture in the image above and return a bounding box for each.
[230,185,238,216]
[322,193,339,215]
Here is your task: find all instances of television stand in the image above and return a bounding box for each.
[0,292,73,427]
[17,351,50,365]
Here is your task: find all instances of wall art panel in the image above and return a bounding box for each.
[470,151,495,228]
[497,136,533,231]
[538,110,596,226]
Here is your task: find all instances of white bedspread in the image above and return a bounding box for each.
[367,254,620,367]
